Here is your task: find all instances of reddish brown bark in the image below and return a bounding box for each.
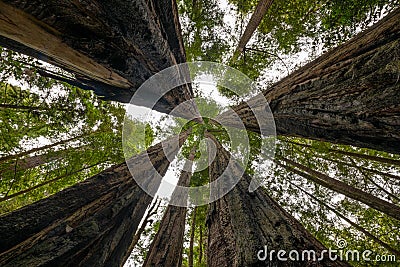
[220,8,400,154]
[0,0,192,113]
[0,132,188,266]
[277,157,400,221]
[206,134,349,266]
[288,180,400,257]
[143,146,197,267]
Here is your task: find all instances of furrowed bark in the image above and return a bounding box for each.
[0,131,189,266]
[143,145,197,267]
[0,145,89,175]
[199,219,203,264]
[219,8,400,154]
[0,0,193,113]
[277,157,400,221]
[301,152,400,201]
[206,134,349,266]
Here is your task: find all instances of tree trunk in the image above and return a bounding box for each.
[143,146,197,267]
[206,134,349,266]
[121,198,161,264]
[284,139,400,168]
[0,162,101,203]
[0,0,192,113]
[302,152,400,201]
[219,8,400,154]
[0,132,91,164]
[199,221,203,264]
[288,180,400,257]
[0,103,60,111]
[339,157,400,202]
[277,157,400,221]
[1,153,52,174]
[0,131,188,266]
[0,145,88,175]
[230,0,274,63]
[189,207,197,267]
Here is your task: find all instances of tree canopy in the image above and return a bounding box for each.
[0,0,399,266]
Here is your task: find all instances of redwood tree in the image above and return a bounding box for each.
[0,0,192,113]
[143,145,197,267]
[205,134,349,267]
[219,8,400,154]
[0,132,188,266]
[230,0,275,63]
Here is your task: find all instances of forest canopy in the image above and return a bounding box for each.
[0,0,399,266]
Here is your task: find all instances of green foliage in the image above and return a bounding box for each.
[266,136,400,266]
[177,0,231,62]
[226,0,400,81]
[0,48,153,213]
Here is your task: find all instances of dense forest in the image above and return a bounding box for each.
[0,0,399,266]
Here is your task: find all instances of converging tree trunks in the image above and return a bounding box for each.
[0,132,188,267]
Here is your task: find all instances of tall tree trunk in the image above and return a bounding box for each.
[121,198,161,264]
[219,8,400,154]
[0,0,192,113]
[188,207,197,267]
[0,103,67,112]
[302,152,400,201]
[276,157,400,221]
[288,180,400,257]
[199,221,203,264]
[205,133,349,266]
[306,150,400,182]
[230,0,274,63]
[1,153,53,174]
[0,162,101,203]
[284,139,400,168]
[0,131,91,164]
[334,156,400,202]
[0,145,89,175]
[0,131,188,266]
[143,146,197,267]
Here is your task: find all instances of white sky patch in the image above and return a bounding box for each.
[155,156,185,200]
[193,74,236,107]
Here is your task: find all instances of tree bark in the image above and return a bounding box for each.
[230,0,274,63]
[219,8,400,154]
[284,139,400,168]
[0,144,93,175]
[0,131,95,165]
[276,157,400,221]
[188,207,197,267]
[0,162,101,203]
[143,145,197,267]
[206,134,349,266]
[0,103,65,111]
[288,180,400,257]
[199,220,203,264]
[0,0,192,113]
[0,131,188,266]
[1,153,52,174]
[302,152,400,201]
[121,198,161,265]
